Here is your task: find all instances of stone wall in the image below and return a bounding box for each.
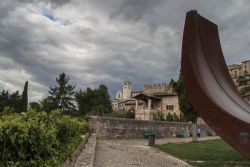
[89,116,212,139]
[60,133,90,167]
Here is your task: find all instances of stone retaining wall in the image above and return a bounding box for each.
[60,132,91,167]
[89,116,212,139]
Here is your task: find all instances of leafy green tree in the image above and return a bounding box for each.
[170,73,198,141]
[75,85,112,116]
[40,97,57,113]
[179,112,187,122]
[0,90,10,112]
[125,109,135,119]
[153,111,165,121]
[0,90,21,113]
[166,113,174,122]
[9,91,21,112]
[29,102,41,111]
[173,112,180,122]
[19,81,28,112]
[49,73,76,114]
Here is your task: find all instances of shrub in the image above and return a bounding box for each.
[105,109,135,119]
[153,112,165,121]
[0,109,87,166]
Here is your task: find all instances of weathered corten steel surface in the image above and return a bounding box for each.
[181,10,250,159]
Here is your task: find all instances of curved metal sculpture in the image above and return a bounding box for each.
[181,10,250,159]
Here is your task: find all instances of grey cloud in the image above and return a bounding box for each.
[0,0,250,101]
[109,0,163,21]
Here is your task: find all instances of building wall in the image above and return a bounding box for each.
[161,96,180,116]
[143,83,174,94]
[228,60,250,105]
[228,60,250,86]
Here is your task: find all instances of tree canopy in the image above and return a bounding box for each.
[75,84,112,116]
[0,90,21,113]
[170,73,198,123]
[48,72,76,114]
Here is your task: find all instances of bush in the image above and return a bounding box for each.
[105,109,135,119]
[153,112,165,121]
[0,109,87,166]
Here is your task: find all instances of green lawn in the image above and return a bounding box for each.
[154,139,250,167]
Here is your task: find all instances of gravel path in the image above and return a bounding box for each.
[94,139,192,167]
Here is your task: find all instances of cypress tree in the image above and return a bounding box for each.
[20,81,28,112]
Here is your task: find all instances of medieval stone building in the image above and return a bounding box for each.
[228,60,250,88]
[228,60,250,104]
[112,81,181,120]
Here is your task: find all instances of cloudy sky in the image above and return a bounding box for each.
[0,0,250,101]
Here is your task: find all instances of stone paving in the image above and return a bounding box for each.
[74,134,219,167]
[93,137,219,167]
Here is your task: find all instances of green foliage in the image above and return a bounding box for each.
[170,73,198,123]
[40,97,57,113]
[173,112,179,122]
[153,112,165,121]
[1,106,14,115]
[48,73,76,115]
[125,109,135,119]
[19,81,28,113]
[166,113,174,121]
[29,102,41,112]
[238,75,250,86]
[0,109,87,166]
[240,86,250,95]
[104,109,135,119]
[153,112,183,122]
[0,90,21,113]
[75,84,112,116]
[179,112,188,122]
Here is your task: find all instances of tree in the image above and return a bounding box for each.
[48,73,76,114]
[166,113,174,122]
[19,81,28,112]
[0,90,21,113]
[0,90,10,112]
[9,91,21,112]
[170,73,198,141]
[40,97,57,113]
[29,102,41,112]
[173,112,180,122]
[75,84,112,116]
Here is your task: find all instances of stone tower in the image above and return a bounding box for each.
[122,81,132,99]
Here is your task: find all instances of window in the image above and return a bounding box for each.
[166,105,174,111]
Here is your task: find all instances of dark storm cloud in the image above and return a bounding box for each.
[109,0,162,21]
[0,0,249,101]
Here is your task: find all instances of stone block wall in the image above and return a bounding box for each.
[89,116,212,139]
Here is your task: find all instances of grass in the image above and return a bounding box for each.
[154,139,250,167]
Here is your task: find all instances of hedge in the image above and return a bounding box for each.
[0,109,87,166]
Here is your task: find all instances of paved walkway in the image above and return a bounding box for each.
[74,133,97,167]
[94,136,219,167]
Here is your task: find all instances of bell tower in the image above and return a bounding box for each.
[122,81,132,99]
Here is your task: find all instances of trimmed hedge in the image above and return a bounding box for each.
[0,109,87,166]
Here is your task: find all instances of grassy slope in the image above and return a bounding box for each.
[154,139,250,167]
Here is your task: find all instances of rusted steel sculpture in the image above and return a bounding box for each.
[181,10,250,159]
